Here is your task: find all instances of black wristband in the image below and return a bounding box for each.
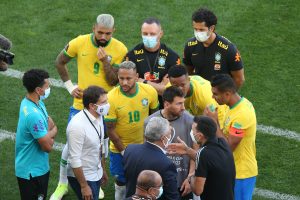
[143,79,148,84]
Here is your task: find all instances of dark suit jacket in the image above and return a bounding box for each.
[123,142,180,200]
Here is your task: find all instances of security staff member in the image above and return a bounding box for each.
[126,17,180,107]
[183,8,245,89]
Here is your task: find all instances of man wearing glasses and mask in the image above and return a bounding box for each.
[123,117,179,200]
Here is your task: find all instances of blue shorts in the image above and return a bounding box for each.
[67,106,80,123]
[109,152,126,183]
[234,176,256,200]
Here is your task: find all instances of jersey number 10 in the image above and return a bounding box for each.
[128,111,140,123]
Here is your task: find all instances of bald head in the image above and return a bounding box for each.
[137,170,162,190]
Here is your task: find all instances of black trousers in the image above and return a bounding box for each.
[17,171,50,200]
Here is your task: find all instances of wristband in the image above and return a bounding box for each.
[143,79,148,84]
[64,80,78,94]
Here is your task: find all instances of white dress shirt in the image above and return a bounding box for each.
[67,109,104,181]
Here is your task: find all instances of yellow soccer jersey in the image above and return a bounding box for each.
[223,97,258,179]
[184,76,228,127]
[64,33,128,110]
[105,83,159,153]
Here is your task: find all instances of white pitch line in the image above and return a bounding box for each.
[0,129,65,151]
[254,188,300,200]
[1,68,300,141]
[257,125,300,142]
[1,129,299,200]
[0,68,64,88]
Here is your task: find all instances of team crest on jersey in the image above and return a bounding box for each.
[158,57,166,67]
[141,98,149,107]
[215,52,221,63]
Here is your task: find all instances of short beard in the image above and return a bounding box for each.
[95,39,109,47]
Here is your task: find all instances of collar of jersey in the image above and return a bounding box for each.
[120,83,139,98]
[90,33,112,48]
[185,81,194,98]
[230,96,244,110]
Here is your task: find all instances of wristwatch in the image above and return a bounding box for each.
[143,79,148,84]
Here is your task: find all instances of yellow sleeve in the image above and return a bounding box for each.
[148,86,159,110]
[113,43,128,66]
[231,110,252,130]
[104,92,117,122]
[64,35,82,58]
[197,84,215,111]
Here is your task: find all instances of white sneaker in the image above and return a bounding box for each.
[99,187,105,199]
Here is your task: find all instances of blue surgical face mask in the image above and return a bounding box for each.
[40,87,51,100]
[142,35,158,49]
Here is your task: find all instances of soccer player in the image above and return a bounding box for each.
[167,65,228,128]
[125,17,180,108]
[183,8,245,89]
[50,14,127,200]
[105,61,159,200]
[204,74,257,200]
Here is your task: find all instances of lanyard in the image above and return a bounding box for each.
[145,48,160,75]
[83,110,102,143]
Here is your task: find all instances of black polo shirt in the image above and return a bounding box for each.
[195,137,235,200]
[183,34,243,81]
[126,43,180,82]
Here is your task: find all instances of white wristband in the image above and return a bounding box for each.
[64,80,78,94]
[121,150,125,156]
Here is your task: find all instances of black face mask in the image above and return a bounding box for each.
[0,49,14,65]
[95,39,109,47]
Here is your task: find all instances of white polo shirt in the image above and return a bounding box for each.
[67,109,104,181]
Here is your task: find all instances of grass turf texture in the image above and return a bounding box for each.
[0,0,299,199]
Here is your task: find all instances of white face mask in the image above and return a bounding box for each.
[95,103,110,116]
[190,130,198,144]
[162,127,175,148]
[194,30,210,42]
[142,35,158,49]
[155,186,163,199]
[40,87,51,100]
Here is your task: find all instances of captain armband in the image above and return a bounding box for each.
[229,126,245,137]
